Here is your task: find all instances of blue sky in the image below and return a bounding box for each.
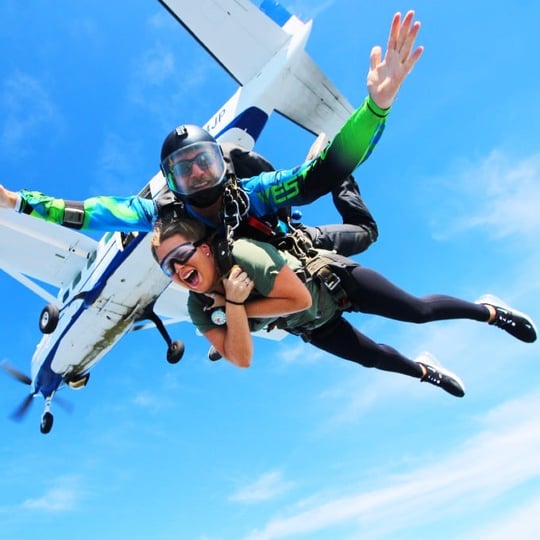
[1,0,540,539]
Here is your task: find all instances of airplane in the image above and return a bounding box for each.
[0,0,354,434]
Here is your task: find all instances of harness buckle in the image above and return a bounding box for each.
[321,271,341,292]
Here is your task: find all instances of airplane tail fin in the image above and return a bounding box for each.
[159,0,354,148]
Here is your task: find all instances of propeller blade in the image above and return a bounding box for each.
[55,395,74,415]
[10,394,35,421]
[1,361,32,385]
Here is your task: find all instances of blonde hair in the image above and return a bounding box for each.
[150,218,208,261]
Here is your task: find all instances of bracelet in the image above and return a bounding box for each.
[225,299,245,306]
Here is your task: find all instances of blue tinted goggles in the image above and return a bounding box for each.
[159,239,204,277]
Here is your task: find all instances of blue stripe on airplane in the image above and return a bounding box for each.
[35,232,149,397]
[259,0,293,27]
[214,106,269,143]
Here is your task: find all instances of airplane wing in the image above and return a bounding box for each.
[159,0,354,138]
[159,0,291,84]
[0,209,97,302]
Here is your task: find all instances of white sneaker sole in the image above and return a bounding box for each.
[416,351,466,396]
[476,293,537,336]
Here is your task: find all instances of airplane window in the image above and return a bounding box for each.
[86,250,97,268]
[72,271,81,288]
[120,231,139,248]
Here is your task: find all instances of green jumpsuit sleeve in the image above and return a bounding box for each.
[17,190,157,232]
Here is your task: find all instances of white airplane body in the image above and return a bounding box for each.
[0,0,354,433]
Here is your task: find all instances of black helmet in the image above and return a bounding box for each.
[160,125,226,206]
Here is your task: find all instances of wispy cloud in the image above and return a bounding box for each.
[244,390,540,539]
[93,131,145,194]
[428,150,540,243]
[276,340,325,365]
[127,35,218,131]
[0,72,61,157]
[132,390,169,412]
[21,476,82,513]
[229,471,295,504]
[462,495,540,540]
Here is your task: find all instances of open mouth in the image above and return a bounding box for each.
[182,268,200,288]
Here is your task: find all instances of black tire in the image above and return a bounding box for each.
[39,305,59,334]
[166,340,185,364]
[208,346,222,361]
[40,411,54,434]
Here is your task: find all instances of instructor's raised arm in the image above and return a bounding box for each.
[367,10,424,110]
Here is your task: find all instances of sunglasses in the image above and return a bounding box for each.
[159,239,204,277]
[170,151,214,178]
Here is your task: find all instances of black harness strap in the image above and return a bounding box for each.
[212,177,351,315]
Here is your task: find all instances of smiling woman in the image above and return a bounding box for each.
[157,238,205,278]
[150,218,537,394]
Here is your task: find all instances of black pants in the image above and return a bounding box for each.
[309,265,490,378]
[304,175,379,256]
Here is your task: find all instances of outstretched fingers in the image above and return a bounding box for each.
[387,11,423,66]
[366,10,424,109]
[370,45,382,71]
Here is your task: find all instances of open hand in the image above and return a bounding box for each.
[367,10,424,109]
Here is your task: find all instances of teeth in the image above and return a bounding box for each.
[184,269,196,284]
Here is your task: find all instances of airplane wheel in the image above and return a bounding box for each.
[208,346,222,361]
[39,305,59,334]
[40,412,54,434]
[166,340,185,364]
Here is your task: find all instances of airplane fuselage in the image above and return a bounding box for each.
[31,229,184,397]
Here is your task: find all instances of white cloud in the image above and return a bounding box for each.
[93,131,145,194]
[127,36,220,130]
[132,390,168,412]
[462,495,540,540]
[22,476,82,513]
[276,340,325,365]
[0,72,61,156]
[428,150,540,243]
[229,471,295,504]
[244,389,540,539]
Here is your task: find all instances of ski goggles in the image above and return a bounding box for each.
[159,239,204,277]
[171,151,214,177]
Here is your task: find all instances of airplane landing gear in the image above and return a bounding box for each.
[166,340,185,364]
[137,303,185,364]
[40,411,54,434]
[40,397,54,434]
[39,304,59,334]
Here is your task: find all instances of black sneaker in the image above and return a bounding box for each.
[208,346,222,361]
[416,352,465,398]
[477,294,537,343]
